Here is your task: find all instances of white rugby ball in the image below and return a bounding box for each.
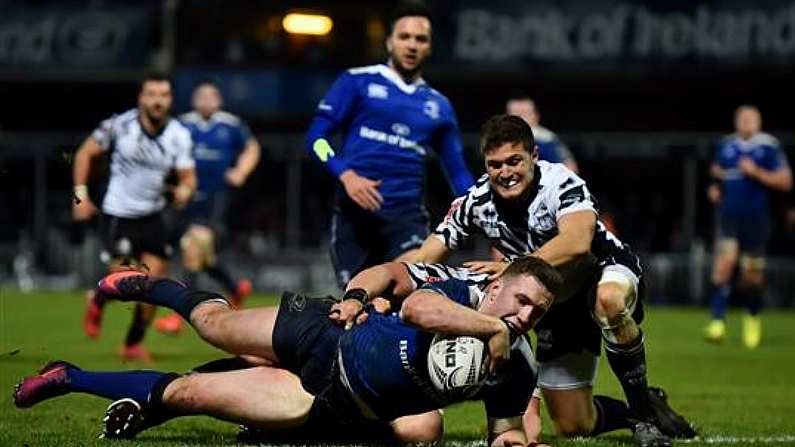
[427,334,489,397]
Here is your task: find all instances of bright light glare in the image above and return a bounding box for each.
[282,13,333,36]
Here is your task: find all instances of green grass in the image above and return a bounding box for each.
[1,289,795,446]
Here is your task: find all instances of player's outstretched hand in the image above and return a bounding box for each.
[72,197,98,221]
[340,170,383,212]
[463,260,509,280]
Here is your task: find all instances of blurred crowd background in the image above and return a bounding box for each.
[1,0,794,305]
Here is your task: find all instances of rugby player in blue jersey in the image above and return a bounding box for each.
[15,257,560,447]
[506,94,578,173]
[306,4,474,288]
[154,81,260,335]
[704,105,792,348]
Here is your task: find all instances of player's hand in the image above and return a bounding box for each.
[72,197,98,221]
[340,170,383,212]
[707,184,721,205]
[487,322,511,374]
[463,260,509,280]
[738,157,759,178]
[225,168,246,188]
[172,184,193,209]
[329,299,363,330]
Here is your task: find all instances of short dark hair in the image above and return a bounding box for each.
[502,256,563,299]
[140,72,171,91]
[480,114,535,156]
[388,2,433,35]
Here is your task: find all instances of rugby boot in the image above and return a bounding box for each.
[229,279,252,309]
[703,319,726,343]
[648,386,698,438]
[742,314,761,349]
[83,289,104,339]
[631,420,672,447]
[98,270,154,301]
[120,344,154,363]
[154,313,184,335]
[14,361,78,408]
[102,398,160,439]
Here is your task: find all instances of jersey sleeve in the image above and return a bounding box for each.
[433,193,475,250]
[305,71,360,177]
[481,338,536,419]
[552,175,597,220]
[764,142,789,171]
[418,278,473,308]
[90,115,116,151]
[174,130,195,170]
[435,105,474,196]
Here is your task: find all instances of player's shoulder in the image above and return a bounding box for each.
[538,160,581,187]
[531,124,557,143]
[347,63,385,76]
[750,132,780,149]
[104,108,137,125]
[165,117,193,141]
[213,110,244,127]
[179,111,202,124]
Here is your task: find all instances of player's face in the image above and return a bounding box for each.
[735,108,761,138]
[193,84,222,118]
[138,80,173,124]
[484,274,553,333]
[485,142,538,202]
[506,100,539,126]
[386,16,432,80]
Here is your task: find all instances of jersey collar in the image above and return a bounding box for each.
[376,63,426,95]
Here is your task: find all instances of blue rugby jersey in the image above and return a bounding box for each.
[306,64,474,217]
[338,278,534,421]
[180,111,252,196]
[714,132,788,217]
[532,125,572,164]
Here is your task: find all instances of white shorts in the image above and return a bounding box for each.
[537,350,599,390]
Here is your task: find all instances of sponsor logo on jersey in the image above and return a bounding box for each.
[423,100,440,119]
[391,122,411,136]
[367,83,389,99]
[359,125,425,155]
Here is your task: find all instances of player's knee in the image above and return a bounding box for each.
[594,284,627,321]
[181,226,216,269]
[162,376,200,411]
[553,415,595,437]
[392,411,444,443]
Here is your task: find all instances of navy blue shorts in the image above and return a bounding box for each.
[716,211,770,256]
[100,212,171,261]
[330,197,429,289]
[271,292,394,438]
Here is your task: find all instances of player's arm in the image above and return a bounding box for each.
[72,136,104,221]
[172,167,197,209]
[740,158,793,191]
[225,136,261,187]
[436,114,474,196]
[401,289,511,370]
[412,235,453,263]
[412,194,472,263]
[532,210,595,267]
[707,161,725,205]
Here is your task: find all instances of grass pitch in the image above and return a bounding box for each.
[1,289,795,446]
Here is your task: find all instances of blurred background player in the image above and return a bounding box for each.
[305,4,474,288]
[506,93,578,173]
[74,74,196,361]
[704,105,792,348]
[154,81,261,335]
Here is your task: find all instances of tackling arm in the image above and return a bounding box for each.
[411,235,454,263]
[532,210,595,267]
[345,262,417,302]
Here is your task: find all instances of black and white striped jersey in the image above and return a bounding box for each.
[433,161,641,282]
[91,109,194,218]
[403,262,490,306]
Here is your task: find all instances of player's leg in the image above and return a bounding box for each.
[120,252,167,362]
[329,207,371,289]
[735,214,770,349]
[705,214,740,342]
[384,209,429,263]
[390,410,444,443]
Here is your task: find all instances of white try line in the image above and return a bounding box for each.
[441,435,795,446]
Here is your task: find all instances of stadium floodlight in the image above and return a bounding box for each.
[282,13,333,36]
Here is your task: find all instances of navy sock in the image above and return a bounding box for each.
[124,305,148,346]
[605,333,652,421]
[205,264,237,294]
[710,285,730,319]
[744,286,764,316]
[67,368,177,406]
[592,395,631,435]
[147,280,228,321]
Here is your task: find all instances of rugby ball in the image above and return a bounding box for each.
[427,334,489,397]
